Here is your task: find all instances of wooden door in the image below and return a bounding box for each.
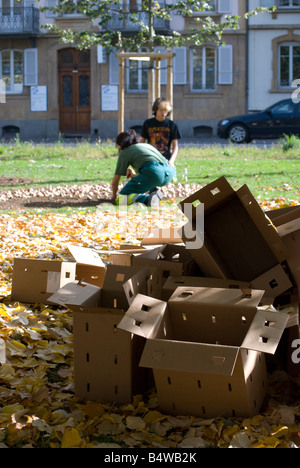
[58,48,91,135]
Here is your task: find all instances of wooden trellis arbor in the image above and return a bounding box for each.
[115,51,175,133]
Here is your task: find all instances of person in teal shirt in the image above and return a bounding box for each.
[111,129,176,206]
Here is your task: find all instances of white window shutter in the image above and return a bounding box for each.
[97,45,106,64]
[173,46,187,85]
[218,0,232,13]
[24,48,38,86]
[109,51,119,85]
[45,0,59,17]
[218,44,233,85]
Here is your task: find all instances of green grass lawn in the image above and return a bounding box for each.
[0,138,299,204]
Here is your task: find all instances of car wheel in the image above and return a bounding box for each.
[228,124,249,144]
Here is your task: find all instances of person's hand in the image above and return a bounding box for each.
[126,168,136,178]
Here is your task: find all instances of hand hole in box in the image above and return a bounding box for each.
[211,314,216,323]
[178,290,194,298]
[141,304,151,311]
[258,336,269,343]
[134,320,142,327]
[192,199,201,207]
[116,273,125,282]
[241,316,247,325]
[269,279,278,289]
[182,312,187,321]
[264,320,275,327]
[210,187,220,196]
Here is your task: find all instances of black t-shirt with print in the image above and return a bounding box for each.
[141,117,181,160]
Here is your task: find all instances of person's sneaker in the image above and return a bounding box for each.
[146,188,163,207]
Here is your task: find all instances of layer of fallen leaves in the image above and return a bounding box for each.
[0,187,299,448]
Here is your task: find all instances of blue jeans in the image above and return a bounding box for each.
[119,161,176,204]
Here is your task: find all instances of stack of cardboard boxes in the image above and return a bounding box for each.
[9,177,300,418]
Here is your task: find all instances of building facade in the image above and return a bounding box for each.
[248,0,300,111]
[0,0,248,140]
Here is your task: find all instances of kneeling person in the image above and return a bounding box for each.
[111,130,176,206]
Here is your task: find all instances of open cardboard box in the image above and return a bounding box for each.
[11,258,76,304]
[118,287,289,418]
[49,265,156,403]
[161,275,250,301]
[48,264,153,310]
[67,245,107,288]
[132,244,200,278]
[55,265,156,404]
[178,177,292,298]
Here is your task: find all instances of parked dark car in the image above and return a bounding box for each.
[217,99,300,143]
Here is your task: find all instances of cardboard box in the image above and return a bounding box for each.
[101,265,151,310]
[53,265,156,403]
[266,207,300,292]
[118,288,289,418]
[11,258,76,304]
[0,338,5,364]
[178,177,292,297]
[49,265,153,310]
[71,304,150,404]
[67,245,107,288]
[133,244,200,277]
[48,280,102,307]
[161,275,250,301]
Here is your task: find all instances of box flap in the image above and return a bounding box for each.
[276,216,300,237]
[140,339,239,376]
[178,176,233,220]
[168,286,264,309]
[241,307,290,354]
[237,185,288,262]
[67,245,105,267]
[117,294,167,338]
[142,227,183,245]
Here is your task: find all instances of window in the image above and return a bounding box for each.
[62,0,85,15]
[191,0,232,14]
[1,0,21,9]
[0,50,23,94]
[127,48,149,92]
[279,43,300,87]
[269,99,298,113]
[190,47,216,91]
[278,0,300,8]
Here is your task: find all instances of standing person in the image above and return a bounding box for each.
[111,130,176,207]
[141,97,181,168]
